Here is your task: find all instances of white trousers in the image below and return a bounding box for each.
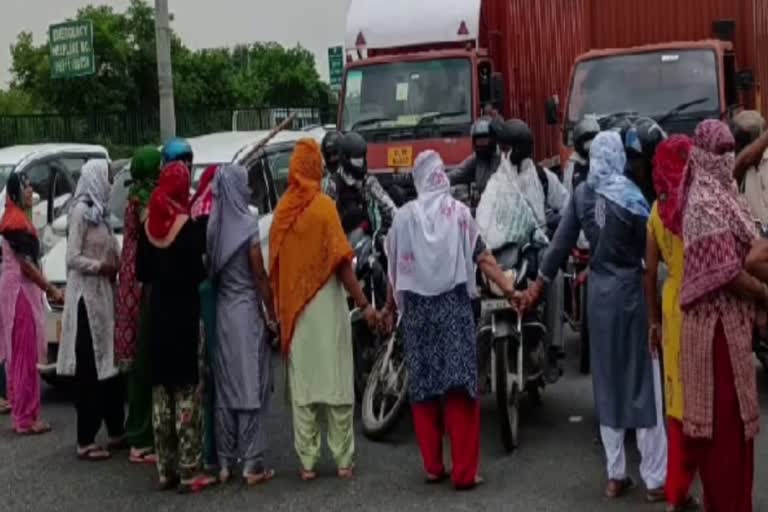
[599,359,667,490]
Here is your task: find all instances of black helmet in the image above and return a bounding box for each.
[471,119,496,160]
[573,116,600,159]
[340,132,368,180]
[625,117,667,162]
[321,131,342,171]
[496,119,533,165]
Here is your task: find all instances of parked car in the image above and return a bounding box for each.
[0,143,110,255]
[39,130,322,384]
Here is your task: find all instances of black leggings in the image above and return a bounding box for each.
[75,300,125,447]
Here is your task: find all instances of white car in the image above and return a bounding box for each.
[40,129,323,382]
[0,143,110,255]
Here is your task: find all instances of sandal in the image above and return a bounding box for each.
[0,399,10,415]
[129,448,158,464]
[646,486,666,503]
[337,465,355,480]
[77,445,112,461]
[605,477,635,498]
[455,475,484,491]
[178,474,218,495]
[300,469,317,481]
[425,471,449,484]
[245,469,275,486]
[16,420,51,436]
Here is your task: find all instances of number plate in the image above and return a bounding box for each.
[387,146,413,168]
[481,299,510,314]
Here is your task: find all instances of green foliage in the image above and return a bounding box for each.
[5,0,330,113]
[0,88,36,115]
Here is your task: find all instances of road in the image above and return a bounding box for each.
[2,338,768,512]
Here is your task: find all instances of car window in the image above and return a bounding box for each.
[109,168,131,232]
[25,164,53,201]
[267,150,292,197]
[57,157,87,182]
[51,169,74,218]
[248,158,272,215]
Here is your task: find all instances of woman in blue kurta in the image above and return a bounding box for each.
[519,131,666,499]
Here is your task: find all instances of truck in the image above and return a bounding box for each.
[558,0,768,161]
[338,0,584,176]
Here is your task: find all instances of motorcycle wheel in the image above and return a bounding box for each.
[361,337,409,441]
[495,338,519,453]
[579,281,591,375]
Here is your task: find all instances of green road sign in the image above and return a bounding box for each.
[49,20,95,79]
[328,45,344,91]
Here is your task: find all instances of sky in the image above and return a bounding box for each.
[0,0,352,87]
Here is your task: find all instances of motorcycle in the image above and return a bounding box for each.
[478,235,556,452]
[347,227,409,440]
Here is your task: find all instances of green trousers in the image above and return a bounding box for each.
[124,289,153,450]
[291,401,355,471]
[199,280,218,469]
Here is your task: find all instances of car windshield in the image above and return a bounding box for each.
[567,50,720,123]
[108,166,131,232]
[0,165,15,191]
[342,58,472,132]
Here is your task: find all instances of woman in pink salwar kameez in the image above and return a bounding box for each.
[0,172,63,434]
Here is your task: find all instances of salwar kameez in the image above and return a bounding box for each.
[288,276,354,471]
[123,288,154,451]
[402,285,479,488]
[152,385,201,481]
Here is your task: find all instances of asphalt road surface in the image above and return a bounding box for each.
[2,338,768,512]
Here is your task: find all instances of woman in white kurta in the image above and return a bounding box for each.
[57,159,124,460]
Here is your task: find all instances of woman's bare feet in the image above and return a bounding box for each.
[15,420,51,436]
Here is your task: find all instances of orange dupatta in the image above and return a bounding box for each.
[268,139,353,355]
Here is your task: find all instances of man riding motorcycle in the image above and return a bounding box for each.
[321,131,342,199]
[333,131,397,236]
[448,118,501,207]
[624,117,668,204]
[475,118,569,380]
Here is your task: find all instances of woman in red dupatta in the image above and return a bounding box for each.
[679,119,763,511]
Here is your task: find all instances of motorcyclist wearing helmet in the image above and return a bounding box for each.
[564,116,600,195]
[624,117,667,204]
[161,137,194,169]
[448,118,501,206]
[333,132,397,235]
[497,119,570,237]
[320,131,343,199]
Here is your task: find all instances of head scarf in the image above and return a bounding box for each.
[207,164,259,275]
[679,119,759,441]
[73,159,112,229]
[146,162,191,241]
[269,139,353,355]
[0,172,39,263]
[129,146,163,206]
[652,135,692,236]
[386,150,479,309]
[587,131,650,219]
[191,165,218,219]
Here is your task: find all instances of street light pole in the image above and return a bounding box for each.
[155,0,176,141]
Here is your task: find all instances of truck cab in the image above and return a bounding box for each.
[561,39,754,160]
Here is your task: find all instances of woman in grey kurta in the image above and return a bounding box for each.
[207,163,277,485]
[57,159,125,460]
[519,131,666,498]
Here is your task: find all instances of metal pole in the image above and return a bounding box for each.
[155,0,176,141]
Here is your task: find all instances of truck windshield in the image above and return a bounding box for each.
[342,58,472,133]
[567,50,720,123]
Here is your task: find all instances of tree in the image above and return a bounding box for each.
[0,88,36,115]
[6,0,332,113]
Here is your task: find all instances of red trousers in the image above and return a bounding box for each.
[411,391,480,488]
[667,325,754,511]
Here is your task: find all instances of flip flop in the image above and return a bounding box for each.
[77,446,112,461]
[245,469,275,486]
[177,474,218,495]
[16,421,51,436]
[605,477,635,498]
[129,448,158,464]
[299,469,317,482]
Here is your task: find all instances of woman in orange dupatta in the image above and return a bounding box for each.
[269,139,376,481]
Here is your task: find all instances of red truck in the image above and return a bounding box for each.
[338,0,768,173]
[558,0,768,165]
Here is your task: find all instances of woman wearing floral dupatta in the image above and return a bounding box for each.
[679,120,763,511]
